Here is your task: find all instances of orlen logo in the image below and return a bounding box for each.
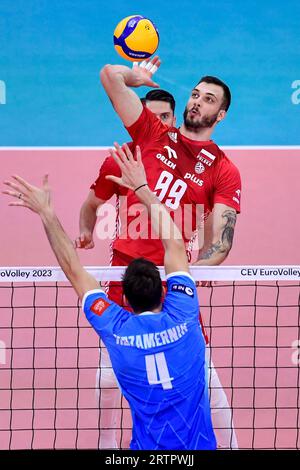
[184,173,203,186]
[156,145,178,170]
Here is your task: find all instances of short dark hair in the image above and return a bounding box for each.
[198,76,231,111]
[122,258,162,313]
[143,89,176,113]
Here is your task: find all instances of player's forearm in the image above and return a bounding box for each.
[136,186,184,250]
[193,243,230,266]
[79,201,97,235]
[41,208,82,280]
[100,66,144,127]
[194,208,236,266]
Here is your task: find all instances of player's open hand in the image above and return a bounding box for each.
[3,174,52,215]
[74,232,95,250]
[106,143,148,192]
[130,56,161,88]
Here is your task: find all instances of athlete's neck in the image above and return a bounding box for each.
[134,304,162,315]
[151,305,162,313]
[179,124,214,142]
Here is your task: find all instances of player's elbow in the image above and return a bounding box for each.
[100,64,112,80]
[220,244,231,260]
[85,198,99,213]
[215,240,232,262]
[100,64,120,87]
[220,228,235,258]
[100,64,111,86]
[213,224,235,260]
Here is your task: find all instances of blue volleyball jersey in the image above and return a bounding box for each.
[83,272,216,450]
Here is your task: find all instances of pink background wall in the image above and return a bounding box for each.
[1,147,299,449]
[1,147,299,267]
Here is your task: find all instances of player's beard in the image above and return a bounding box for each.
[183,106,219,130]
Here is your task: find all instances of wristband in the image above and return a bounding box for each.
[134,183,148,193]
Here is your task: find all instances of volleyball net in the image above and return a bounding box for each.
[0,265,299,450]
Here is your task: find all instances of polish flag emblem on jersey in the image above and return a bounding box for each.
[91,297,110,316]
[197,149,216,167]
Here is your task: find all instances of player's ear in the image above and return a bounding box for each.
[123,294,130,308]
[172,116,176,126]
[216,109,226,123]
[161,285,167,301]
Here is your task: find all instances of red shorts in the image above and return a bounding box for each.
[108,250,134,308]
[108,250,209,344]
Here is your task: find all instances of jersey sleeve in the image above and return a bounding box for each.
[90,155,121,200]
[213,157,241,213]
[162,272,199,322]
[125,105,168,145]
[90,143,136,200]
[82,289,130,338]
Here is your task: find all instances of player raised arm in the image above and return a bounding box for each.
[100,57,161,127]
[3,176,99,299]
[75,191,106,249]
[194,203,237,266]
[106,143,189,275]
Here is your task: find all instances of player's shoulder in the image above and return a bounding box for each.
[205,142,228,162]
[163,271,199,321]
[166,272,196,300]
[83,289,114,315]
[207,143,240,174]
[82,289,130,332]
[166,270,195,285]
[142,106,170,133]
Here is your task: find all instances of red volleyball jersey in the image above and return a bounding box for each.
[91,107,241,264]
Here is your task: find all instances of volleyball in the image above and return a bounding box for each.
[113,15,159,62]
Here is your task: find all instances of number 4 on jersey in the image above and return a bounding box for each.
[145,352,173,390]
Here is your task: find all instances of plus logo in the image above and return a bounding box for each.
[0,80,6,105]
